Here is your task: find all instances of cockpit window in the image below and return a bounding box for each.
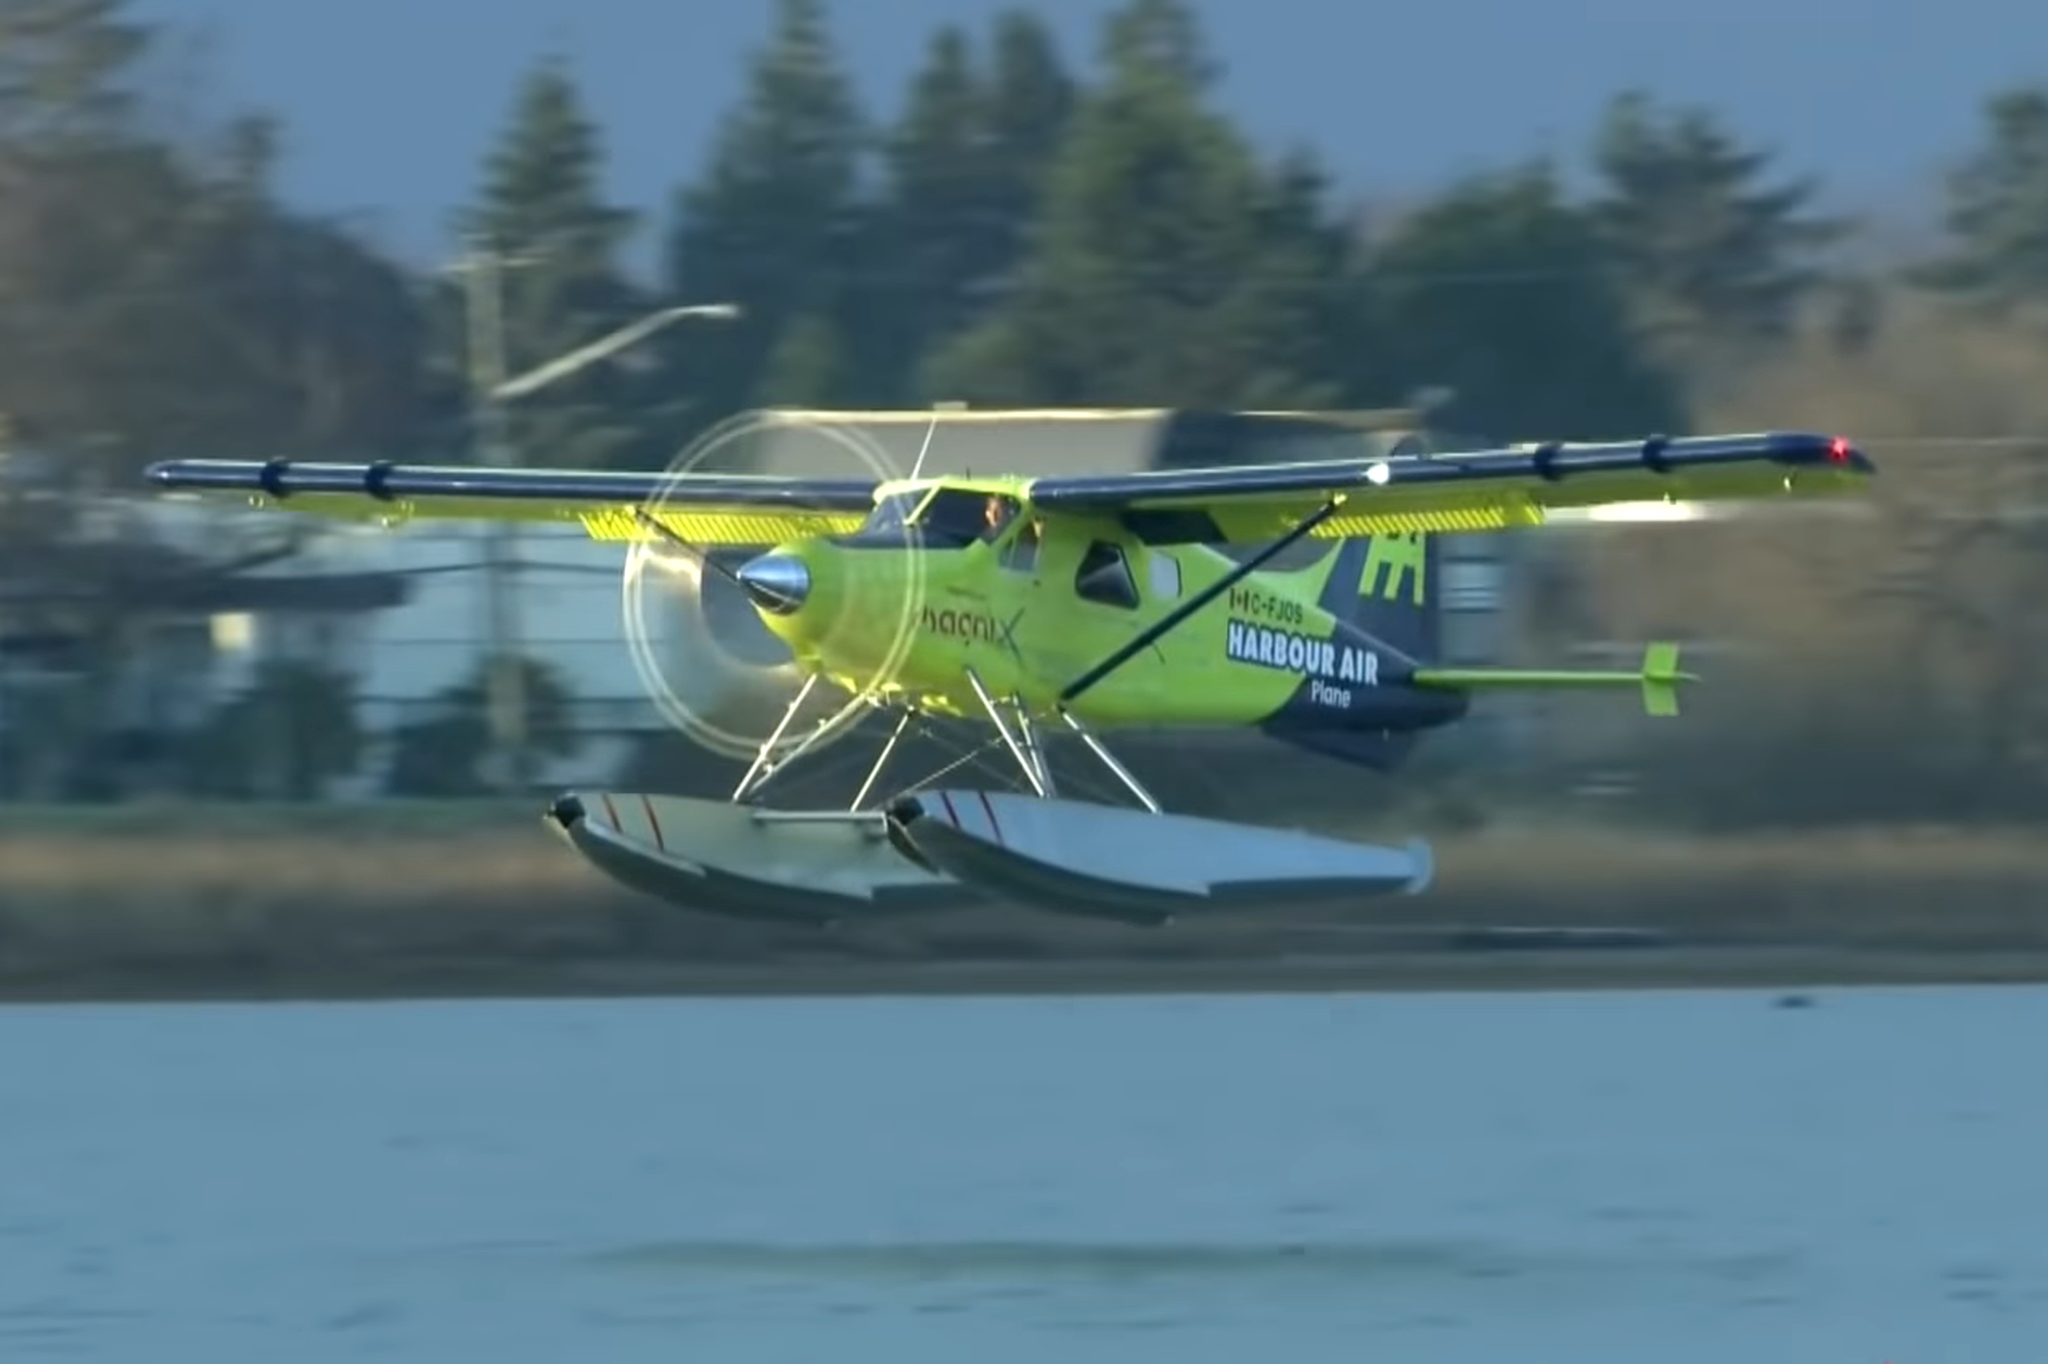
[914,488,1017,546]
[859,491,921,535]
[834,491,926,549]
[838,488,1019,550]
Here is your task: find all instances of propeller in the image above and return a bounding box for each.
[619,408,936,772]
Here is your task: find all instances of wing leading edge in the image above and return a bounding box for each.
[1026,431,1875,543]
[142,459,877,545]
[145,429,1873,547]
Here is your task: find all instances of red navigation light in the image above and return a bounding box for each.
[1828,436,1851,464]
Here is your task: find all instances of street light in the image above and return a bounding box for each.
[490,302,742,401]
[454,248,739,792]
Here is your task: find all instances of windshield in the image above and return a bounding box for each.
[917,489,1016,547]
[834,489,1019,550]
[860,492,920,534]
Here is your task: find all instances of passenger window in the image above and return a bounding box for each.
[1001,519,1041,573]
[1148,552,1182,601]
[1074,540,1139,610]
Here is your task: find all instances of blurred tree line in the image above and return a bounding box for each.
[6,0,2048,821]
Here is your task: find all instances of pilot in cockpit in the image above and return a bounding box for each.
[982,494,1013,539]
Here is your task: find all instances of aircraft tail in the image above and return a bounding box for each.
[1316,531,1439,665]
[1310,533,1699,718]
[1253,533,1447,773]
[1258,537,1695,775]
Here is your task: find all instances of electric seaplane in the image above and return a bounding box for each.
[144,421,1875,925]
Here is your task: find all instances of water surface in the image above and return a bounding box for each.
[2,986,2041,1362]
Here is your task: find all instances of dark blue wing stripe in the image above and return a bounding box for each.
[143,459,879,512]
[1026,431,1872,509]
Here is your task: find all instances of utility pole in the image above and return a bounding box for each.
[448,232,741,794]
[448,235,543,792]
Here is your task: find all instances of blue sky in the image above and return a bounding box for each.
[131,0,2045,275]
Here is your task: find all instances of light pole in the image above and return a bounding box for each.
[450,236,739,791]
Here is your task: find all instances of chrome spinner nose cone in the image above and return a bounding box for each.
[734,553,810,614]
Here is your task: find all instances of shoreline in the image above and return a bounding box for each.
[7,943,2048,1007]
[8,808,2048,1005]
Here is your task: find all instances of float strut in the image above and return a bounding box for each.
[1055,707,1161,813]
[850,708,916,811]
[732,674,819,801]
[1010,699,1056,796]
[964,667,1049,798]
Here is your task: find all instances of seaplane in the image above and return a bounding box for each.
[144,414,1875,925]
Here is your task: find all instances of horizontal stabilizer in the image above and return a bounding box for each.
[1410,642,1698,716]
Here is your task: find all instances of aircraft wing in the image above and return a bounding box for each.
[1026,431,1875,543]
[141,460,877,544]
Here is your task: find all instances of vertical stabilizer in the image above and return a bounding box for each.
[1314,531,1439,665]
[1256,532,1450,771]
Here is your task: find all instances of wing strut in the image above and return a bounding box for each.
[1056,499,1341,707]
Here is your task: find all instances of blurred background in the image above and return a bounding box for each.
[4,0,2048,984]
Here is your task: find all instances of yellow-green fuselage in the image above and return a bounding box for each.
[744,480,1410,730]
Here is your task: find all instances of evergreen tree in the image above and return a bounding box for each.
[0,125,437,469]
[0,0,168,460]
[664,0,864,422]
[1919,86,2048,316]
[1232,146,1369,407]
[0,0,148,147]
[0,9,440,793]
[165,110,444,462]
[1369,164,1684,440]
[758,311,848,407]
[1101,0,1212,86]
[459,56,644,468]
[860,11,1078,405]
[859,23,989,403]
[1592,91,1844,364]
[0,2,440,472]
[981,9,1075,263]
[925,0,1335,407]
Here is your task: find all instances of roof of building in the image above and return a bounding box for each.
[686,405,1432,480]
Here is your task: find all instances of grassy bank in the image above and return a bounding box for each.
[2,802,2046,1001]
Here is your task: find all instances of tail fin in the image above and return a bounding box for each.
[1639,641,1686,717]
[1316,531,1438,664]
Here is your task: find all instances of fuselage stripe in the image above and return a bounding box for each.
[599,793,621,832]
[639,794,667,852]
[974,791,1004,846]
[938,791,961,828]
